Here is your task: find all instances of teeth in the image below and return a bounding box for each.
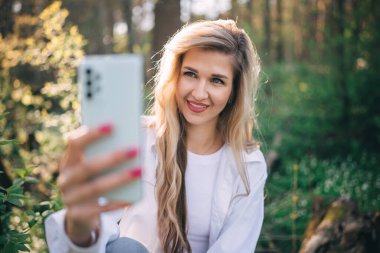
[190,102,206,108]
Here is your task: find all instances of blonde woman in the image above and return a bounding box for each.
[46,19,267,253]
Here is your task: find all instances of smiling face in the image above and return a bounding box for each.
[175,48,234,130]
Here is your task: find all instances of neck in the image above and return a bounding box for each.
[185,122,223,155]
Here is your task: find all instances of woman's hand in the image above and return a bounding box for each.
[57,124,141,247]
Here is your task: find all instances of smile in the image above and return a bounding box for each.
[187,100,209,113]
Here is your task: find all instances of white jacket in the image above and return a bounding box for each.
[45,125,267,253]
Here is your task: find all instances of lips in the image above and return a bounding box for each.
[187,100,209,113]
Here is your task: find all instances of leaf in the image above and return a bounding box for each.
[41,210,51,218]
[0,112,9,120]
[8,193,27,199]
[15,243,30,252]
[25,210,35,216]
[39,201,51,206]
[28,218,37,228]
[3,243,17,253]
[0,140,18,146]
[6,197,23,207]
[12,233,30,241]
[8,178,23,189]
[24,177,39,184]
[7,185,24,195]
[13,169,27,178]
[0,192,5,201]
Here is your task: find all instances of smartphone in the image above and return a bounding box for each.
[78,54,143,203]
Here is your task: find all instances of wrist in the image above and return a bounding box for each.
[65,215,99,247]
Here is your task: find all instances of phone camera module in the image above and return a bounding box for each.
[87,80,92,86]
[86,68,92,75]
[87,92,92,99]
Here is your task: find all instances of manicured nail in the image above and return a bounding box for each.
[125,147,139,159]
[98,124,113,134]
[129,167,142,178]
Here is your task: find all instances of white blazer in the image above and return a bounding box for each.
[45,123,267,253]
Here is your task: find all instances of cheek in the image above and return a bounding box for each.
[175,80,186,107]
[176,78,190,98]
[216,88,232,106]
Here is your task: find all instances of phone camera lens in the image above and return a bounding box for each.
[87,92,92,98]
[87,80,92,86]
[86,69,92,74]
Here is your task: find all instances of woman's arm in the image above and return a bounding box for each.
[44,125,141,252]
[45,209,122,253]
[208,155,267,253]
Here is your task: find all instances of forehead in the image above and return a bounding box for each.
[181,48,234,77]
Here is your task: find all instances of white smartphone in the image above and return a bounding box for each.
[78,54,143,203]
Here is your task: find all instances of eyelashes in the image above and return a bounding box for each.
[211,77,224,85]
[182,71,225,85]
[183,71,197,78]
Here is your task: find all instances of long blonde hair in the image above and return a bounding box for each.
[150,19,261,253]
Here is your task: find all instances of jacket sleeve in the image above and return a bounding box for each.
[208,154,267,253]
[45,209,121,253]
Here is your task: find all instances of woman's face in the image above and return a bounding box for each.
[176,48,234,129]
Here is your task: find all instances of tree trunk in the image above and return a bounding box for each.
[276,0,284,61]
[246,0,255,38]
[333,0,350,143]
[152,0,181,62]
[230,0,239,21]
[0,0,14,37]
[98,0,114,54]
[263,0,271,61]
[299,198,380,253]
[123,0,134,53]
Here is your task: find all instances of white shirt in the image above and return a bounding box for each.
[186,147,224,252]
[45,119,267,253]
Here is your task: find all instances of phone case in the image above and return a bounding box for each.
[78,54,143,202]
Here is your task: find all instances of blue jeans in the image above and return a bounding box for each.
[106,237,149,253]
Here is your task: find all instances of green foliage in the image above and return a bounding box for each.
[257,63,338,158]
[255,3,380,247]
[259,154,380,252]
[0,113,31,252]
[0,112,63,253]
[0,1,84,252]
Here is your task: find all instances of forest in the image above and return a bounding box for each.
[0,0,379,252]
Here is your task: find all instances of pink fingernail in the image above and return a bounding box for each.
[98,124,113,134]
[125,148,139,158]
[129,167,142,178]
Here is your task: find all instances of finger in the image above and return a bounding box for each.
[61,124,113,170]
[58,147,139,192]
[63,167,142,206]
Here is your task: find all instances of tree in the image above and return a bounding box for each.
[152,0,181,62]
[0,0,14,37]
[0,2,85,251]
[263,0,272,61]
[276,0,284,61]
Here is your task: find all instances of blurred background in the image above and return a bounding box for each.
[0,0,379,252]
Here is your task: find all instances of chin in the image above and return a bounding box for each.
[182,113,216,128]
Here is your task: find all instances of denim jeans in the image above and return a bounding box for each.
[106,237,149,253]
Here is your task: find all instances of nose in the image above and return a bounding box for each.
[192,80,208,101]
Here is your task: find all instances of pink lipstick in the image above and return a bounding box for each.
[187,100,208,113]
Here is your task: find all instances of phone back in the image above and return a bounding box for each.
[78,54,143,202]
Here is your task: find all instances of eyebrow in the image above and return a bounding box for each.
[183,66,229,80]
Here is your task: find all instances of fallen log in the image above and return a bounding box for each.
[299,197,380,253]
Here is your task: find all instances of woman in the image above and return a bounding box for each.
[45,19,267,253]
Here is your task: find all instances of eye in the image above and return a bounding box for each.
[183,71,197,78]
[211,78,225,85]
